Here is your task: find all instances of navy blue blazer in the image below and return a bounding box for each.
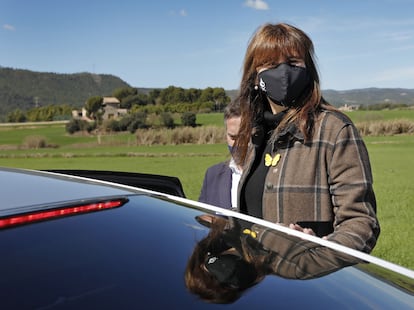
[198,161,232,209]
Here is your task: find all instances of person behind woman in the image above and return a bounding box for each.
[198,100,242,210]
[233,22,380,253]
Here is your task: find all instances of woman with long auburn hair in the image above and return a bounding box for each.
[233,22,380,253]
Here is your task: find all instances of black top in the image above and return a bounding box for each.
[241,111,286,218]
[242,143,271,218]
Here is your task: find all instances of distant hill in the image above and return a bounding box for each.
[322,88,414,106]
[0,67,131,116]
[225,88,414,107]
[1,67,413,119]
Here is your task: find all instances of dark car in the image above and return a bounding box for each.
[0,167,413,309]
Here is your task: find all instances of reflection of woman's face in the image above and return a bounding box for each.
[202,247,239,274]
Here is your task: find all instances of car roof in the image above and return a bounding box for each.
[0,167,413,309]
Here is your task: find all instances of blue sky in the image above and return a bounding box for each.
[1,0,414,91]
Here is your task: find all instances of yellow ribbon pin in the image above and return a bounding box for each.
[243,228,257,238]
[264,153,281,167]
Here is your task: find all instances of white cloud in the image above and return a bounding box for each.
[244,0,269,10]
[3,24,15,31]
[168,9,188,17]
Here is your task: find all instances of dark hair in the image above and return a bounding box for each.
[184,216,270,304]
[224,99,241,121]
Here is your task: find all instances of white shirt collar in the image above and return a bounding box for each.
[229,157,242,175]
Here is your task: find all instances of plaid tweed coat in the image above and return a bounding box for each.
[237,110,380,253]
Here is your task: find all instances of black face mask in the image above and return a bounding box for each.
[258,62,311,107]
[205,254,257,289]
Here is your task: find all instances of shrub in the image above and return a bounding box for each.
[7,109,27,122]
[117,115,134,131]
[356,119,414,136]
[135,126,224,145]
[86,121,97,133]
[65,119,92,134]
[66,119,81,134]
[21,135,49,149]
[197,125,223,144]
[102,119,121,132]
[160,112,175,128]
[181,112,196,127]
[127,112,148,133]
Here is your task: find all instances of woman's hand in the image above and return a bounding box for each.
[289,223,316,236]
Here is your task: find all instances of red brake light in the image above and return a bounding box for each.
[0,199,127,229]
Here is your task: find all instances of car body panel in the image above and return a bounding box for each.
[45,169,186,197]
[0,167,413,309]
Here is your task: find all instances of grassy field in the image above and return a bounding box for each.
[0,110,413,270]
[344,109,414,122]
[363,135,414,268]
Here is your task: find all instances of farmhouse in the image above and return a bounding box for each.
[101,97,128,120]
[72,96,128,121]
[338,104,359,111]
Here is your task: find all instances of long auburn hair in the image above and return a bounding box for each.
[234,22,336,165]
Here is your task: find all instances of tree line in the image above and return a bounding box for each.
[358,102,412,110]
[6,86,231,134]
[6,86,231,123]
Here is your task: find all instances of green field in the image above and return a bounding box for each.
[344,109,414,122]
[0,110,413,270]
